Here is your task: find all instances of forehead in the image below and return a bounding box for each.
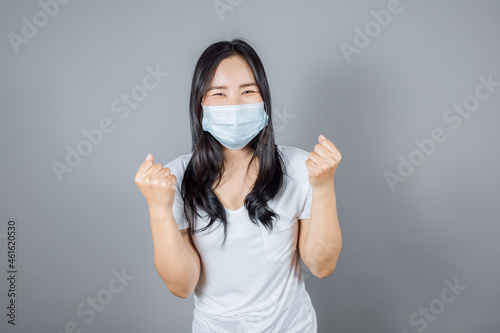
[210,55,255,83]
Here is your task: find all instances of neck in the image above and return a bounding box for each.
[221,143,256,170]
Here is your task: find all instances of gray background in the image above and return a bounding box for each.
[1,0,499,332]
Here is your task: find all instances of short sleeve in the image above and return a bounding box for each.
[298,178,313,220]
[164,159,190,230]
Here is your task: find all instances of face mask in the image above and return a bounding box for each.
[201,101,269,150]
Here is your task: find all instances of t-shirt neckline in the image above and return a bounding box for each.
[224,205,245,214]
[223,145,282,215]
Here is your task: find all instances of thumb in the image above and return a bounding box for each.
[145,153,154,163]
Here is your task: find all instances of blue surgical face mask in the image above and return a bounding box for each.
[201,101,269,150]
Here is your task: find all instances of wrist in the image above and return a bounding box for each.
[312,179,335,192]
[148,204,172,219]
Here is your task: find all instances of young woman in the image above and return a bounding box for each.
[135,38,342,332]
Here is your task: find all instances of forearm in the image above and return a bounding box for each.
[303,180,342,278]
[149,208,199,297]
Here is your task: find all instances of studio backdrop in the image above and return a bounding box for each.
[0,0,499,332]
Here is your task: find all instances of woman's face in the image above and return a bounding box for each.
[202,55,263,106]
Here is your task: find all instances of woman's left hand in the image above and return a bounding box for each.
[305,134,342,189]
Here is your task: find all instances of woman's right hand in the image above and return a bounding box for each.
[134,153,177,214]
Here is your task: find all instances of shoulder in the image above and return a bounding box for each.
[277,144,309,159]
[163,151,193,177]
[277,144,310,178]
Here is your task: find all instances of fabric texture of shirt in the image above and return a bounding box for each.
[163,144,317,333]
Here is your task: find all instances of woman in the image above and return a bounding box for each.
[135,38,343,332]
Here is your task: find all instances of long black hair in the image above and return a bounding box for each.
[180,37,288,249]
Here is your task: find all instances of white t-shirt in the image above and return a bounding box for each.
[164,144,317,333]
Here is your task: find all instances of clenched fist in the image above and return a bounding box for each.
[134,153,177,214]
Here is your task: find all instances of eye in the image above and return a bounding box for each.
[213,92,224,96]
[243,90,256,94]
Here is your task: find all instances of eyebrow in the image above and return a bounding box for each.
[207,83,258,92]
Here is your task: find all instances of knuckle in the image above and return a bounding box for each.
[135,175,144,184]
[168,176,177,187]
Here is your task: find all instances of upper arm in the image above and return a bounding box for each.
[298,218,310,264]
[180,228,201,292]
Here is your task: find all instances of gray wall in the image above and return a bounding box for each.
[1,1,499,332]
